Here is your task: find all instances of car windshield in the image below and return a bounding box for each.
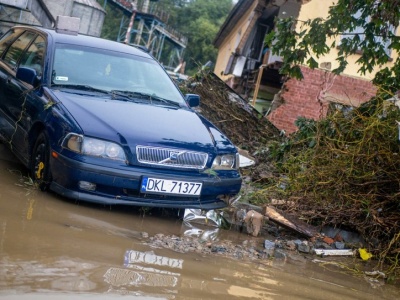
[51,44,186,105]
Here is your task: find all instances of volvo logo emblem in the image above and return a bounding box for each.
[159,150,186,164]
[169,152,179,161]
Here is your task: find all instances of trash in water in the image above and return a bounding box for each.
[183,209,222,227]
[182,222,219,241]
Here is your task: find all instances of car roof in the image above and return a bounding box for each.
[13,25,151,59]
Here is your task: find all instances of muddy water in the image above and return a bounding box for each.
[0,144,399,300]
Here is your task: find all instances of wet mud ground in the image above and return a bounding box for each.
[0,143,399,299]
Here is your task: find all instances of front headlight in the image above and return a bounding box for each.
[62,133,126,161]
[212,153,239,170]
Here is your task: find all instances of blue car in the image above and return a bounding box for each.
[0,21,241,209]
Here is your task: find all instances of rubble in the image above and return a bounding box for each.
[145,229,360,261]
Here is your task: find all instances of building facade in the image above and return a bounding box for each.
[213,0,398,134]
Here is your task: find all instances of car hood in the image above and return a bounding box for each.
[53,91,235,153]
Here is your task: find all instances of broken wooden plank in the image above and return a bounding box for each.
[262,205,319,238]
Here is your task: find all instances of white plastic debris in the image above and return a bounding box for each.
[365,270,386,278]
[183,209,221,227]
[237,148,256,168]
[314,249,355,256]
[183,225,219,241]
[239,154,255,167]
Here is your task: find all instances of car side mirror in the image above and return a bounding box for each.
[185,94,200,108]
[16,67,40,87]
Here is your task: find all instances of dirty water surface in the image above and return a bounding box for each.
[0,144,399,300]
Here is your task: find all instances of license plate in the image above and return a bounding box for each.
[140,177,202,196]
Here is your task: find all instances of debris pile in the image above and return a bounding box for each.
[181,71,283,183]
[180,71,399,280]
[255,99,400,280]
[181,71,282,155]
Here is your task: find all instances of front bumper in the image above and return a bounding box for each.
[49,152,242,210]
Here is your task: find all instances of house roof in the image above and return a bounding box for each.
[213,0,256,48]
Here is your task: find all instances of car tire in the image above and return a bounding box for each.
[30,131,52,191]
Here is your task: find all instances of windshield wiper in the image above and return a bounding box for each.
[111,90,182,107]
[53,84,111,95]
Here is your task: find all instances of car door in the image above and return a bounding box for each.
[0,29,45,162]
[0,28,24,137]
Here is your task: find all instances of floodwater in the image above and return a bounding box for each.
[0,143,399,300]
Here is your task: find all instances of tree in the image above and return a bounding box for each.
[172,0,233,74]
[97,1,122,41]
[268,0,400,97]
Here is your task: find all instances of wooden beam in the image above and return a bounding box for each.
[262,205,319,238]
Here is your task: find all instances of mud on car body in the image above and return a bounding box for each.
[0,19,241,209]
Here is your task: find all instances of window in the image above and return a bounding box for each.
[20,35,45,76]
[4,30,37,69]
[52,44,184,103]
[341,10,394,57]
[0,28,23,57]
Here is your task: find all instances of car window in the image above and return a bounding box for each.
[52,44,185,104]
[0,28,23,57]
[19,35,45,77]
[3,30,37,69]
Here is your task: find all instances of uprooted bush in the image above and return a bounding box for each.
[253,97,400,280]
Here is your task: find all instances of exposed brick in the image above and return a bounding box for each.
[323,236,335,245]
[268,67,377,135]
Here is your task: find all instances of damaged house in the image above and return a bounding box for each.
[213,0,398,135]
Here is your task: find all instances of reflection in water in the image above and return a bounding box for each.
[108,249,275,299]
[182,221,219,241]
[0,256,98,293]
[0,220,6,253]
[26,199,35,220]
[104,250,182,288]
[104,267,178,288]
[124,250,183,269]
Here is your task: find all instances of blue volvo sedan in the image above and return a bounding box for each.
[0,20,241,209]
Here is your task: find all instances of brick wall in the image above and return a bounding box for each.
[267,66,377,135]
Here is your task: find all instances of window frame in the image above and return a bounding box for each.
[340,10,394,57]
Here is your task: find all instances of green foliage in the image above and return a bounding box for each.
[97,1,123,41]
[183,17,219,74]
[171,0,233,74]
[269,0,400,94]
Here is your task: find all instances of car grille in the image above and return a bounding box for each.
[136,146,208,169]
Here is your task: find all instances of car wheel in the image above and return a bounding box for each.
[30,131,52,191]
